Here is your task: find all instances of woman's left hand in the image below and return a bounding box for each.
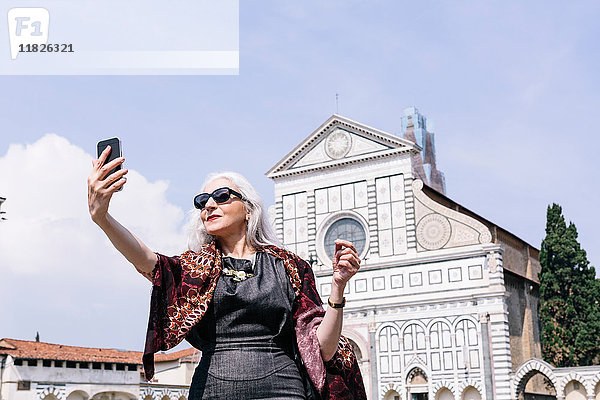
[332,239,361,288]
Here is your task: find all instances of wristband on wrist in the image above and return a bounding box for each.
[328,297,346,309]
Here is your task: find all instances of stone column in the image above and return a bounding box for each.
[369,322,379,400]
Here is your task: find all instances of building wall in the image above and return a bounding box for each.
[270,118,514,400]
[0,356,139,400]
[504,272,542,372]
[152,361,196,387]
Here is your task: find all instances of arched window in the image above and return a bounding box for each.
[455,320,479,369]
[378,326,401,374]
[430,322,452,349]
[403,324,426,351]
[429,321,453,371]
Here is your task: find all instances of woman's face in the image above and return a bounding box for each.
[200,177,248,240]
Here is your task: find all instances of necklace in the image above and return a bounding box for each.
[222,267,254,282]
[221,252,257,282]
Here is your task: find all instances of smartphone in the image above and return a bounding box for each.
[96,137,123,187]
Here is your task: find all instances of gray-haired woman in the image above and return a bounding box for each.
[87,147,367,400]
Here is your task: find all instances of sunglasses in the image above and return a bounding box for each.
[194,187,246,210]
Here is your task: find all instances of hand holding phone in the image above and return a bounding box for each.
[88,139,128,223]
[97,138,122,184]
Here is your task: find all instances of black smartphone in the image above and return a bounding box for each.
[96,137,122,185]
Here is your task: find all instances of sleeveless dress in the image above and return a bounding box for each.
[186,252,306,400]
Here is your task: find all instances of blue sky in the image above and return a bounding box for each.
[1,1,599,351]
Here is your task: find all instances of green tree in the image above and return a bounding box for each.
[539,203,600,366]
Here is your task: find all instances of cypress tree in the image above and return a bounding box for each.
[539,203,600,366]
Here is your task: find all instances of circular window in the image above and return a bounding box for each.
[324,218,366,259]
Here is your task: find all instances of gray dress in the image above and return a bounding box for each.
[186,252,306,400]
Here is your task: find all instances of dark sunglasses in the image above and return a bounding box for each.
[194,187,246,210]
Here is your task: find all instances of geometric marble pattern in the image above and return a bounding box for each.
[391,274,404,289]
[428,270,442,285]
[448,267,462,282]
[355,278,367,293]
[409,272,423,287]
[373,276,385,291]
[468,265,483,280]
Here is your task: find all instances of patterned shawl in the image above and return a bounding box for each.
[143,240,366,400]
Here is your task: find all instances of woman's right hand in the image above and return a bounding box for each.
[87,145,128,224]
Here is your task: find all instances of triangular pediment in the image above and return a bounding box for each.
[266,114,419,179]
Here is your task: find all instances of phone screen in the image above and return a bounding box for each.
[97,137,122,182]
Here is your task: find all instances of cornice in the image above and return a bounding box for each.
[266,114,419,179]
[314,243,502,277]
[270,147,413,180]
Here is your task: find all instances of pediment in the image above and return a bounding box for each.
[266,115,419,179]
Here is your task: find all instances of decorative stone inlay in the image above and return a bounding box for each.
[409,272,423,286]
[355,278,367,292]
[324,128,352,159]
[468,265,483,280]
[486,251,499,273]
[373,276,386,291]
[428,270,443,284]
[448,267,462,282]
[416,213,451,250]
[391,274,403,288]
[393,228,407,255]
[412,179,492,249]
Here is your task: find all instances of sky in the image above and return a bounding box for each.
[0,1,599,353]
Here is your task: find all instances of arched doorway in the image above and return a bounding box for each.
[383,389,401,400]
[521,371,557,400]
[435,388,454,400]
[91,391,137,400]
[564,381,586,400]
[406,367,428,400]
[67,391,89,400]
[462,386,481,400]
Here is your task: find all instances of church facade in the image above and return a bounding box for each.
[266,109,555,400]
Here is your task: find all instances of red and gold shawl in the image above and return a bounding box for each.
[143,240,367,400]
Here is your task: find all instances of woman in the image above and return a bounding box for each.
[87,146,367,400]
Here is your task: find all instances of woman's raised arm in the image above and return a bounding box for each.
[316,239,361,361]
[87,146,157,279]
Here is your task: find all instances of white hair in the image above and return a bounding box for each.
[186,171,281,251]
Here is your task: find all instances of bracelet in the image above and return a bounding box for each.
[328,297,346,309]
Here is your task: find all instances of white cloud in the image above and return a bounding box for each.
[0,134,187,348]
[0,133,186,275]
